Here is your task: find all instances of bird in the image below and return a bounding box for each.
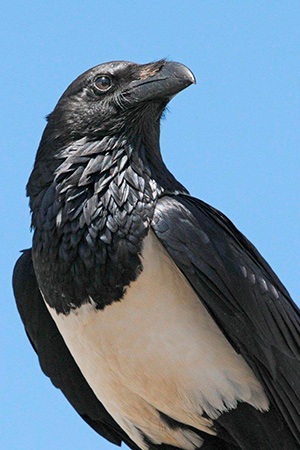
[13,59,300,450]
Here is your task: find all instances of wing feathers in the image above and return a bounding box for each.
[152,193,300,443]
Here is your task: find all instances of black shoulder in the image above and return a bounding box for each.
[13,249,139,449]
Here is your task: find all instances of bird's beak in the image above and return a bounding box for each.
[126,61,196,103]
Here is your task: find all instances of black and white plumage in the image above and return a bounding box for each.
[13,59,300,449]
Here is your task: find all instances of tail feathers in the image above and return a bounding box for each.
[252,351,300,444]
[216,402,299,450]
[143,402,298,449]
[146,436,236,450]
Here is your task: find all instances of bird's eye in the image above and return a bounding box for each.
[93,75,112,93]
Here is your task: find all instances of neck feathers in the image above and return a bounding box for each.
[29,134,183,313]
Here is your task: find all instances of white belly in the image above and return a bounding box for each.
[45,230,268,450]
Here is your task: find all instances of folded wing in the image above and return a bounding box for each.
[152,194,300,444]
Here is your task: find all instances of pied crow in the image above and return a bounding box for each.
[13,60,300,449]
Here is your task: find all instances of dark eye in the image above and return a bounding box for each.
[93,75,112,93]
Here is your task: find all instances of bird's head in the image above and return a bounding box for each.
[28,60,195,205]
[43,59,195,145]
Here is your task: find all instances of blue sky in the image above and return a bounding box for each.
[1,2,300,449]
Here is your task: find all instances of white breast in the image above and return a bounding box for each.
[45,230,268,450]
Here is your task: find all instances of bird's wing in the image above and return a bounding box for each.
[152,194,300,443]
[12,249,140,450]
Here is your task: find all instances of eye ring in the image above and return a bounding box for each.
[93,75,112,93]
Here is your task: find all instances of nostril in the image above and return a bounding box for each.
[138,59,167,80]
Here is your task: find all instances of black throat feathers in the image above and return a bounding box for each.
[28,132,186,313]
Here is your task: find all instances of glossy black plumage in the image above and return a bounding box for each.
[13,59,300,449]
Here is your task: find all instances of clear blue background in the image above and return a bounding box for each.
[1,2,299,449]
